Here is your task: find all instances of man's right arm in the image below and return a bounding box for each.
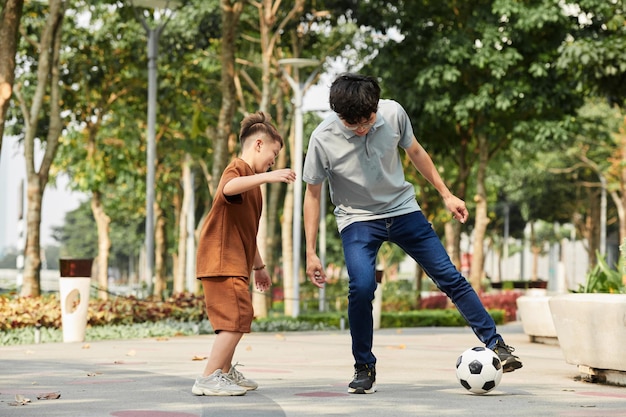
[303,183,326,287]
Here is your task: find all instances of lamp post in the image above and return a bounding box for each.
[130,0,179,295]
[278,58,318,318]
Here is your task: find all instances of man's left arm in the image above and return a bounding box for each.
[405,137,468,223]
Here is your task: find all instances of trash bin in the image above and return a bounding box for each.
[59,258,93,343]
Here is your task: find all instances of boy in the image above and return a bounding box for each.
[193,111,296,396]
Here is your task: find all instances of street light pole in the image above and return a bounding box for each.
[130,0,179,295]
[278,58,318,318]
[145,25,159,296]
[130,0,179,296]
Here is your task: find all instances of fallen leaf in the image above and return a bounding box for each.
[275,334,285,340]
[386,344,406,350]
[87,372,102,377]
[126,349,136,357]
[245,345,252,351]
[155,337,169,341]
[82,344,91,349]
[37,392,61,400]
[191,355,207,361]
[9,394,31,406]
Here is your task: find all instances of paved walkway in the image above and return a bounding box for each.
[1,323,625,417]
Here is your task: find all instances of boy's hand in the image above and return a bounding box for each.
[267,168,296,184]
[254,269,271,292]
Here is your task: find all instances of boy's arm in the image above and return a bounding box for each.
[224,169,295,196]
[252,248,271,291]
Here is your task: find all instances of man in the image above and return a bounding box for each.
[302,73,522,394]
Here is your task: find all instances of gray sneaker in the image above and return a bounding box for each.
[227,363,258,391]
[192,369,247,396]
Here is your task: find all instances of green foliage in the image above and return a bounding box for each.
[0,291,206,331]
[556,0,626,107]
[381,309,505,328]
[578,250,626,294]
[51,200,144,270]
[0,288,512,345]
[0,320,212,346]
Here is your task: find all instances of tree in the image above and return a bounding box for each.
[55,1,147,300]
[12,0,66,297]
[0,0,25,159]
[557,0,626,245]
[358,0,583,289]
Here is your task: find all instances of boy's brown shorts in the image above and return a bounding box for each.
[201,277,253,333]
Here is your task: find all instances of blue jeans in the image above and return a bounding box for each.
[340,211,502,366]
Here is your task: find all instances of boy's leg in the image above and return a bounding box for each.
[192,278,252,395]
[204,331,243,376]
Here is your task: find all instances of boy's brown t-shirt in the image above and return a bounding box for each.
[196,158,262,279]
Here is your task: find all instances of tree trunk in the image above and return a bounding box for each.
[529,221,540,281]
[22,176,43,296]
[611,114,626,244]
[468,134,490,290]
[212,0,243,192]
[251,0,306,317]
[450,127,472,269]
[0,0,24,155]
[174,153,193,294]
[19,0,65,297]
[171,191,181,293]
[587,187,601,267]
[153,200,167,299]
[444,222,462,270]
[92,191,111,301]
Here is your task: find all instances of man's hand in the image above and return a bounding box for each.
[443,194,469,224]
[306,254,326,288]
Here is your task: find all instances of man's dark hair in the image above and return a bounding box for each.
[329,73,380,124]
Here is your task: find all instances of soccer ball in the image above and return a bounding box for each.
[455,347,503,394]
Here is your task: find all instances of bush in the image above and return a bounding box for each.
[0,285,514,346]
[0,292,206,331]
[381,309,505,328]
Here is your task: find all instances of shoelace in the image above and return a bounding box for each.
[216,372,238,385]
[496,342,515,354]
[228,363,245,382]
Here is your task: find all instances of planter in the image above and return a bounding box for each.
[516,294,558,344]
[549,293,626,385]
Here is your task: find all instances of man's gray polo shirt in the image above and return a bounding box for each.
[303,99,421,232]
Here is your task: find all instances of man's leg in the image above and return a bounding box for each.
[389,212,522,372]
[340,220,385,392]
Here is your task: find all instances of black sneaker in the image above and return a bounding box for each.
[493,340,523,373]
[348,363,376,394]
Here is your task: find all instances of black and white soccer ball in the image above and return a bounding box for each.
[455,347,503,394]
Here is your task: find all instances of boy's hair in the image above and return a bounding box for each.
[329,73,380,124]
[239,111,283,148]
